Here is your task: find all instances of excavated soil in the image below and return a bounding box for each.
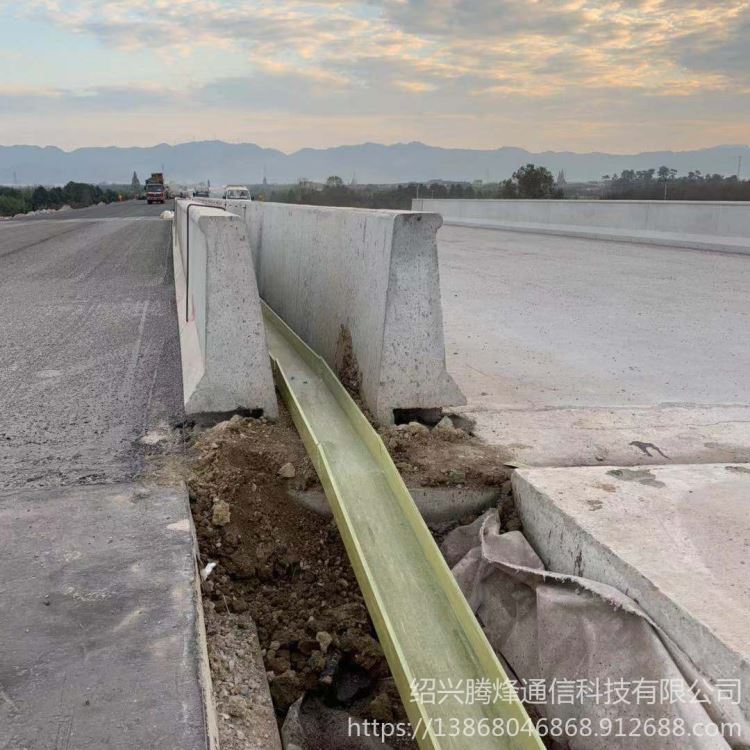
[188,407,416,748]
[187,402,514,748]
[380,420,513,488]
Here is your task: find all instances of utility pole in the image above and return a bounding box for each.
[738,155,743,180]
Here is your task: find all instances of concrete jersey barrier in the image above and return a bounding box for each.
[217,200,464,424]
[173,199,277,418]
[412,198,750,254]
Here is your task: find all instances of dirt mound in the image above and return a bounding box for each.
[381,419,513,487]
[187,407,414,744]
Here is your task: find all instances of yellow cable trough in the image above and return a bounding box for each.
[263,302,543,750]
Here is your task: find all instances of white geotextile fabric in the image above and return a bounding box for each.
[443,510,748,750]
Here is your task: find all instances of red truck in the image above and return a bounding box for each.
[145,172,166,204]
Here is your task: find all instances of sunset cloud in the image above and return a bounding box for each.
[2,0,748,150]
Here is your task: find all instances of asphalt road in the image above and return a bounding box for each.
[0,201,211,749]
[21,198,173,221]
[439,226,750,466]
[0,200,183,488]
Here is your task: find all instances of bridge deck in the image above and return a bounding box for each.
[438,225,750,467]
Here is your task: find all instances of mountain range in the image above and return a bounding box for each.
[0,141,747,186]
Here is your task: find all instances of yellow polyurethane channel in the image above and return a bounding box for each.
[263,302,543,750]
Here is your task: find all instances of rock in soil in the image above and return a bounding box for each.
[212,499,231,526]
[278,462,296,479]
[434,415,455,432]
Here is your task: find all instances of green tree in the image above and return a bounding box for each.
[31,185,50,210]
[512,164,561,198]
[62,181,100,207]
[498,178,517,198]
[426,182,447,198]
[0,189,27,216]
[48,187,65,206]
[657,165,676,182]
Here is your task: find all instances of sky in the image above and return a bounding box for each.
[0,0,748,153]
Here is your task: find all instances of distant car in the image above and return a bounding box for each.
[193,189,210,198]
[223,185,251,200]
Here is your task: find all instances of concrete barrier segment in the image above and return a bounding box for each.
[414,198,750,254]
[173,199,277,419]
[229,201,464,424]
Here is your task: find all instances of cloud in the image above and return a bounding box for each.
[5,0,750,150]
[20,0,750,94]
[375,0,590,37]
[667,6,750,83]
[0,83,176,115]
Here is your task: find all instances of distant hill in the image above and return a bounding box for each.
[0,140,747,186]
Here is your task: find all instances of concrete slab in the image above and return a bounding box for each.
[0,482,217,750]
[439,225,750,466]
[452,404,750,468]
[512,463,750,722]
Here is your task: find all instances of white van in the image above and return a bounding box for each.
[223,185,251,200]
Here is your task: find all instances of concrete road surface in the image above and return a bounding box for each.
[0,201,181,487]
[439,225,750,466]
[0,201,213,749]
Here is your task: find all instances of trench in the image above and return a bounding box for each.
[185,306,543,749]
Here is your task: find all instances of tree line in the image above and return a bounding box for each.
[0,182,124,217]
[261,164,749,208]
[262,165,563,209]
[603,168,750,200]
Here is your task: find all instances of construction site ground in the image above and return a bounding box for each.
[185,402,518,749]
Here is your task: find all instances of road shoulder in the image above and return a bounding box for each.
[0,481,217,750]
